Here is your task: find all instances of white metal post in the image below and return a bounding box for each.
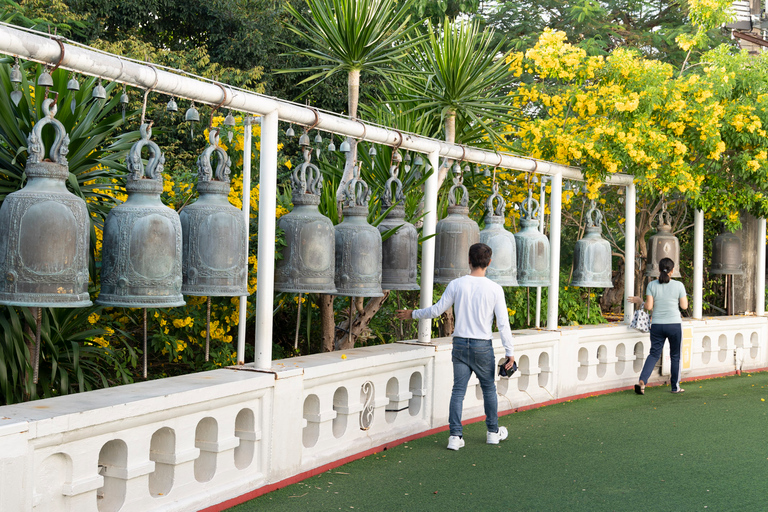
[623,183,636,323]
[236,117,254,364]
[693,209,704,319]
[757,218,766,315]
[254,110,278,369]
[535,177,546,328]
[546,173,562,330]
[418,150,440,343]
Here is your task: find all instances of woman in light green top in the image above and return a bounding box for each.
[629,257,688,395]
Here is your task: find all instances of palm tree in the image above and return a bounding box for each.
[283,0,425,201]
[395,18,519,188]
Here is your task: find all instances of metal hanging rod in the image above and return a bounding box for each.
[0,22,633,185]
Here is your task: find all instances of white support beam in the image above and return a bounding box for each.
[254,110,278,369]
[623,183,636,323]
[693,210,704,319]
[757,218,766,316]
[419,150,440,343]
[546,173,562,330]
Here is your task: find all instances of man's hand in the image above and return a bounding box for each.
[504,356,516,370]
[395,310,413,320]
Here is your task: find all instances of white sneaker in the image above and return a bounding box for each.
[487,426,508,444]
[447,435,465,451]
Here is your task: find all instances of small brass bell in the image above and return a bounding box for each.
[67,75,80,91]
[645,206,681,278]
[181,129,248,296]
[224,111,235,127]
[710,229,743,275]
[37,68,53,87]
[274,144,337,294]
[571,201,613,288]
[434,167,480,284]
[339,138,351,153]
[514,190,550,287]
[185,102,200,122]
[379,152,419,290]
[166,97,178,112]
[10,60,21,83]
[479,183,517,286]
[97,124,185,308]
[92,79,107,100]
[335,165,383,296]
[0,99,91,307]
[328,135,336,152]
[298,129,310,146]
[286,124,295,137]
[315,132,323,144]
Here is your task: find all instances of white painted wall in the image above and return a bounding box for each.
[0,316,765,512]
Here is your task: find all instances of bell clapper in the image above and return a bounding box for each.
[294,293,302,351]
[206,297,211,362]
[33,307,42,385]
[143,308,148,379]
[349,296,355,346]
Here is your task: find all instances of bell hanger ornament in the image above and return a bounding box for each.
[479,182,518,286]
[434,165,480,284]
[37,67,54,88]
[570,200,613,288]
[166,97,178,113]
[0,98,91,307]
[274,143,337,294]
[334,164,383,297]
[180,129,248,296]
[92,79,107,100]
[710,229,743,275]
[645,205,681,278]
[97,123,185,308]
[378,151,419,290]
[10,58,23,106]
[514,189,550,287]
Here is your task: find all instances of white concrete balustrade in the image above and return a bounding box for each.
[0,316,765,512]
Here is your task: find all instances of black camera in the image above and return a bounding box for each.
[498,357,517,377]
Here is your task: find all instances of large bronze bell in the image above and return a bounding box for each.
[514,190,550,287]
[97,124,185,307]
[710,230,743,275]
[180,130,248,296]
[0,98,91,307]
[378,153,419,290]
[571,201,613,288]
[434,167,479,284]
[274,146,337,294]
[335,166,383,297]
[479,182,517,286]
[645,207,681,278]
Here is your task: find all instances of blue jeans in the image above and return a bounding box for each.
[449,337,498,437]
[639,323,683,392]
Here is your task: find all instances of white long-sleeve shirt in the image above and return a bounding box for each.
[412,275,514,357]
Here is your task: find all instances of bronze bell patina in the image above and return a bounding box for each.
[97,124,185,308]
[180,129,248,296]
[334,165,383,297]
[479,182,517,286]
[0,98,91,307]
[571,201,613,288]
[645,206,681,278]
[378,152,419,291]
[274,145,337,294]
[514,190,550,287]
[434,165,479,284]
[710,229,743,275]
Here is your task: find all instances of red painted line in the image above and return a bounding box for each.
[200,367,768,512]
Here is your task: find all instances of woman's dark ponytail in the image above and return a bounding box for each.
[658,257,674,284]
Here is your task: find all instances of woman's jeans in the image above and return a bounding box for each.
[639,323,683,392]
[449,337,498,437]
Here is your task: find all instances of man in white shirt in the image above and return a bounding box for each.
[396,243,515,451]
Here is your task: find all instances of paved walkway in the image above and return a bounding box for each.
[228,373,768,511]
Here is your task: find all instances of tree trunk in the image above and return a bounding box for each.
[319,294,336,352]
[438,309,454,337]
[336,68,361,205]
[436,110,456,189]
[336,292,390,350]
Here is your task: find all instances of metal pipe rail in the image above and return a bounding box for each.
[0,23,632,185]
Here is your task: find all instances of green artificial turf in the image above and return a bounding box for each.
[228,374,768,511]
